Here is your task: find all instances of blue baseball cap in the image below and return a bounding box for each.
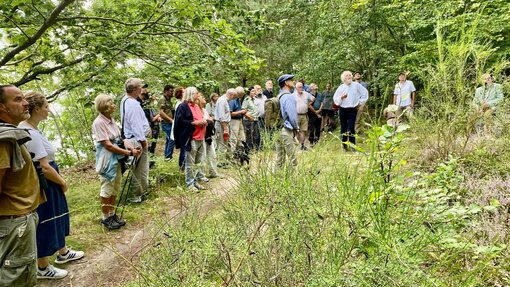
[278,74,294,86]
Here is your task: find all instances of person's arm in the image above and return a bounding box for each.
[38,156,67,192]
[126,102,148,142]
[285,96,299,130]
[393,95,397,105]
[486,85,504,108]
[411,91,416,108]
[221,122,229,134]
[101,139,140,157]
[359,84,369,104]
[0,168,6,196]
[159,109,172,122]
[333,86,344,106]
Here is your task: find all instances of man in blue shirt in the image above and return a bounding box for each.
[228,87,247,152]
[276,74,298,168]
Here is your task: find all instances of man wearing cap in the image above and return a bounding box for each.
[0,85,45,286]
[120,78,150,203]
[393,72,416,120]
[276,74,299,168]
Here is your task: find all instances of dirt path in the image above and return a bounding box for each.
[38,175,238,287]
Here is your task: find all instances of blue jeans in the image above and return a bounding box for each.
[161,122,175,159]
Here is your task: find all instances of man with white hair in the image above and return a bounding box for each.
[263,79,274,99]
[120,78,150,202]
[333,71,368,151]
[215,88,235,165]
[294,81,315,150]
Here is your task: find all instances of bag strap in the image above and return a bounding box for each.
[120,97,127,139]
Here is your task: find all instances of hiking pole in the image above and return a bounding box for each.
[114,155,140,220]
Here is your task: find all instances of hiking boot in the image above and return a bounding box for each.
[55,249,85,264]
[199,177,210,183]
[37,264,68,279]
[112,214,126,226]
[101,216,121,230]
[129,195,143,203]
[194,183,206,190]
[187,184,199,192]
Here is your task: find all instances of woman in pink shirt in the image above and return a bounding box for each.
[174,87,208,191]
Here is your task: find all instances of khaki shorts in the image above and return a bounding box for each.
[100,165,122,198]
[0,212,38,287]
[298,114,308,132]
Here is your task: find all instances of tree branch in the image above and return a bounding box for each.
[0,0,75,67]
[13,56,86,86]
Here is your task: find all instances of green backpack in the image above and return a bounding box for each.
[264,94,283,128]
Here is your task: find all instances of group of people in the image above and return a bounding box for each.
[1,70,503,286]
[0,85,84,285]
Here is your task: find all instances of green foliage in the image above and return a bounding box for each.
[132,125,506,286]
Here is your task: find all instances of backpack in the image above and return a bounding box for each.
[264,93,289,128]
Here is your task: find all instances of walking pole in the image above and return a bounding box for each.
[114,155,140,220]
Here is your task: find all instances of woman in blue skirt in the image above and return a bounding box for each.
[19,92,84,280]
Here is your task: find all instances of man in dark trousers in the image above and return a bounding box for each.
[0,85,45,287]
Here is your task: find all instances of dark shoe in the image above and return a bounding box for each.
[113,214,126,226]
[101,216,121,230]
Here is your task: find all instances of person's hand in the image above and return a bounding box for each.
[60,181,68,193]
[223,132,230,142]
[245,114,254,121]
[341,92,348,99]
[132,147,142,157]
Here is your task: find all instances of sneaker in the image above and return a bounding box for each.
[187,185,199,192]
[129,196,143,203]
[164,157,172,161]
[112,214,126,226]
[194,183,206,190]
[55,249,85,264]
[100,216,121,230]
[37,264,68,279]
[199,177,210,183]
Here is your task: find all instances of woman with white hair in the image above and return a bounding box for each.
[333,70,369,151]
[92,94,141,229]
[174,87,208,191]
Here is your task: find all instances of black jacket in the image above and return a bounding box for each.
[174,101,194,151]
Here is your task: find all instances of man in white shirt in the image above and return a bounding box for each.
[215,89,235,165]
[120,78,150,203]
[253,84,266,148]
[333,71,368,151]
[393,72,416,120]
